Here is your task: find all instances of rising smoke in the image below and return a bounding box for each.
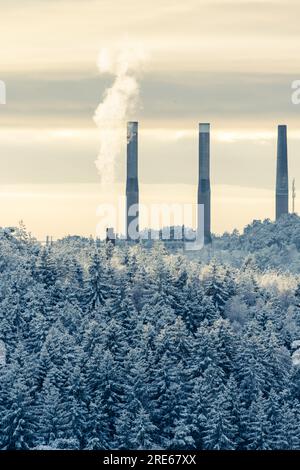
[94,44,145,184]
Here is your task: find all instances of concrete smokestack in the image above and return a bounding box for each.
[198,123,211,244]
[126,121,139,240]
[276,125,289,220]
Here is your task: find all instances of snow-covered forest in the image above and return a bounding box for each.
[1,215,300,450]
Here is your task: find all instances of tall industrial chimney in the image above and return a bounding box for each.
[198,123,211,244]
[126,121,139,240]
[276,125,289,220]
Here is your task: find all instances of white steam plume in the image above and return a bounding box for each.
[94,44,145,184]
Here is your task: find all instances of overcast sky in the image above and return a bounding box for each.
[0,0,300,238]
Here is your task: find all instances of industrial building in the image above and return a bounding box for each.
[108,122,290,245]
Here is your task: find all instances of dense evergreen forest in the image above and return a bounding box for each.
[1,215,300,450]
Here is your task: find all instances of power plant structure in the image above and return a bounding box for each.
[276,124,289,220]
[106,121,291,246]
[198,123,211,244]
[106,227,116,245]
[126,121,139,241]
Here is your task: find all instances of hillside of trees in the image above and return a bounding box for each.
[199,214,300,272]
[0,218,300,450]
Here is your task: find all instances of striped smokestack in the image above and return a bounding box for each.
[126,121,139,240]
[198,123,211,244]
[276,125,289,220]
